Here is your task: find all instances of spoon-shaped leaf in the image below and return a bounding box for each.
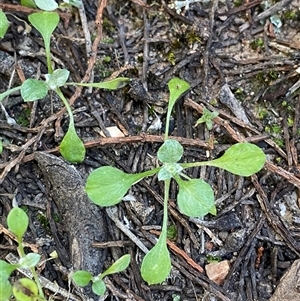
[21,79,48,102]
[100,254,130,278]
[59,124,85,163]
[168,78,190,112]
[28,12,60,73]
[72,270,93,286]
[176,177,216,217]
[92,280,106,296]
[141,232,171,284]
[12,278,38,301]
[0,275,12,301]
[85,167,148,206]
[157,139,183,163]
[207,143,266,176]
[18,253,41,269]
[72,77,130,90]
[35,0,58,11]
[0,10,9,38]
[7,207,29,241]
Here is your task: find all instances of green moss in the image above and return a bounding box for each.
[37,211,50,230]
[17,107,31,127]
[167,51,176,65]
[186,30,201,45]
[102,18,115,33]
[234,0,243,6]
[167,225,177,240]
[250,38,264,50]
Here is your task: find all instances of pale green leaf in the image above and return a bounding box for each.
[141,233,171,284]
[168,78,190,112]
[207,143,266,176]
[92,280,106,296]
[28,12,59,72]
[176,178,216,217]
[157,139,183,163]
[0,260,18,279]
[35,0,58,11]
[59,124,85,163]
[72,270,92,286]
[7,208,29,240]
[0,275,12,301]
[158,163,183,181]
[73,77,130,90]
[100,254,130,279]
[45,69,69,90]
[21,79,48,102]
[85,167,146,206]
[19,253,41,269]
[0,10,9,38]
[12,278,38,301]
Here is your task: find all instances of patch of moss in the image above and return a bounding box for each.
[250,38,264,50]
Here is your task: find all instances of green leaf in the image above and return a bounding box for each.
[59,124,86,163]
[100,254,130,279]
[0,260,18,278]
[85,167,146,206]
[92,279,106,296]
[176,178,216,217]
[20,0,37,8]
[0,275,12,301]
[207,143,266,176]
[12,278,38,301]
[18,253,41,269]
[73,77,130,90]
[45,69,69,90]
[141,233,171,284]
[21,79,48,102]
[168,78,190,112]
[34,0,58,11]
[158,163,183,181]
[0,140,2,154]
[28,12,60,73]
[157,139,183,163]
[0,10,9,38]
[72,270,92,286]
[7,207,29,240]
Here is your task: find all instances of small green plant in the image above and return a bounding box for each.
[0,207,45,301]
[0,11,129,160]
[194,107,219,130]
[71,254,130,296]
[0,207,131,300]
[85,77,266,284]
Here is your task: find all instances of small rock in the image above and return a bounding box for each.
[224,229,246,252]
[205,260,230,285]
[269,259,300,301]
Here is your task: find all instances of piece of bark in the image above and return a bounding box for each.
[35,152,107,299]
[269,259,300,301]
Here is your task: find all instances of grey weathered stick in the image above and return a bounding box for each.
[35,152,107,299]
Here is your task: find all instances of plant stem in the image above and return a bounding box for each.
[162,179,170,235]
[164,110,171,141]
[55,88,74,127]
[18,240,45,299]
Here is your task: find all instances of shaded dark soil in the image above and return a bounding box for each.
[1,0,300,300]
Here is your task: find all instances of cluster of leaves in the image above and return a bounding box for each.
[0,207,45,301]
[85,77,266,284]
[0,4,129,162]
[0,207,130,301]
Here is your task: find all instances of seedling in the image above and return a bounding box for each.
[0,207,131,300]
[85,77,266,284]
[194,107,219,130]
[71,254,131,296]
[0,11,129,161]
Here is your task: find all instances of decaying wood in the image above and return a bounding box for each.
[34,152,107,299]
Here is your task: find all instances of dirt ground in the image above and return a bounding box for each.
[1,0,300,300]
